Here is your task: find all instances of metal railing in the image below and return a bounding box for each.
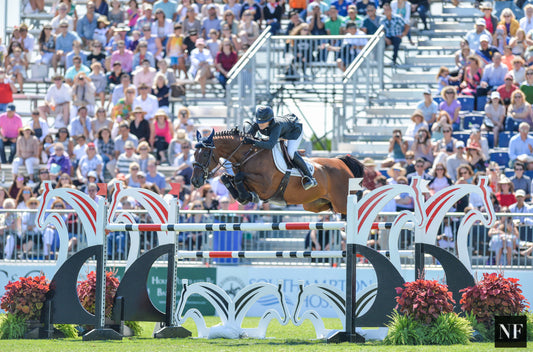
[1,208,532,268]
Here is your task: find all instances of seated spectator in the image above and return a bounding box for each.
[380,3,409,66]
[54,127,74,158]
[509,189,533,224]
[509,56,526,85]
[395,176,413,211]
[168,128,189,162]
[51,3,74,34]
[69,106,92,140]
[432,120,456,166]
[65,56,91,85]
[467,126,490,157]
[89,62,107,108]
[54,20,81,73]
[439,87,461,130]
[411,127,434,167]
[111,86,136,121]
[361,4,382,35]
[146,159,166,190]
[0,104,23,164]
[152,73,170,115]
[110,40,134,73]
[94,16,111,48]
[507,90,533,131]
[150,109,173,164]
[92,107,113,138]
[206,29,221,59]
[388,129,408,164]
[47,142,72,180]
[404,109,428,141]
[135,3,154,31]
[108,0,125,28]
[37,24,56,69]
[215,38,238,90]
[6,46,27,93]
[239,10,260,46]
[173,139,194,184]
[113,121,139,159]
[499,8,519,38]
[126,162,142,187]
[496,177,517,207]
[436,217,455,252]
[96,126,116,176]
[465,143,486,173]
[107,62,124,91]
[190,38,214,97]
[446,141,468,182]
[331,21,367,72]
[71,72,96,117]
[15,185,33,209]
[474,33,498,66]
[87,40,107,68]
[116,140,139,174]
[111,73,136,107]
[129,106,151,142]
[33,167,55,195]
[488,208,519,265]
[77,1,101,48]
[483,91,505,146]
[478,52,508,97]
[134,58,158,89]
[202,4,222,38]
[0,67,16,113]
[509,122,533,166]
[65,40,88,70]
[431,111,452,142]
[76,142,103,184]
[220,23,241,53]
[520,67,533,104]
[152,8,173,46]
[133,40,156,68]
[510,161,531,200]
[12,126,40,183]
[459,55,483,97]
[157,58,178,86]
[386,163,406,184]
[174,107,196,140]
[428,163,453,195]
[501,45,515,71]
[407,157,432,182]
[27,109,49,143]
[510,28,528,58]
[137,141,156,172]
[57,173,76,189]
[133,82,159,120]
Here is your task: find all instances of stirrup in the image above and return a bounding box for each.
[302,176,317,190]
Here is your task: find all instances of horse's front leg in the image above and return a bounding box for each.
[234,172,259,204]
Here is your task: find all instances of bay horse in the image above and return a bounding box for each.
[191,129,365,214]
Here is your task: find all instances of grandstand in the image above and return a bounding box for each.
[0,0,533,267]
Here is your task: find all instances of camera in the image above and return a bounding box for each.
[394,133,400,138]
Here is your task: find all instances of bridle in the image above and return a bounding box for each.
[193,140,248,182]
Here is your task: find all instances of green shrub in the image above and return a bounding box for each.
[463,312,490,342]
[0,314,27,339]
[384,310,425,345]
[527,311,533,342]
[426,313,473,345]
[125,321,143,336]
[54,324,78,338]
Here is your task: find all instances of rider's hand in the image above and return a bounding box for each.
[243,137,255,145]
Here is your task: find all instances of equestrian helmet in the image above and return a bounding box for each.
[255,105,274,123]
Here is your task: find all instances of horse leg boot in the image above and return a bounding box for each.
[234,172,260,204]
[220,174,241,200]
[292,153,317,190]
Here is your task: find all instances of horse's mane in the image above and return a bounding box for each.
[214,127,253,139]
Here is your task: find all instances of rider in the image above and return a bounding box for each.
[243,105,318,190]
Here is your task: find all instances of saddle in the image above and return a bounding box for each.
[272,141,314,177]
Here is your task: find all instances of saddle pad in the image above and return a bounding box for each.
[272,143,314,177]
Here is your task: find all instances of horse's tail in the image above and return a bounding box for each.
[337,154,365,178]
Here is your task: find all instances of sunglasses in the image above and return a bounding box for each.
[443,130,451,133]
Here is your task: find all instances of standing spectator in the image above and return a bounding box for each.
[110,40,134,73]
[215,38,238,89]
[0,68,16,113]
[0,104,23,163]
[166,24,186,77]
[509,122,533,166]
[77,1,101,48]
[510,161,531,199]
[483,91,505,146]
[380,3,409,66]
[12,126,40,183]
[133,83,159,120]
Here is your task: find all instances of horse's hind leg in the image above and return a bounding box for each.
[303,198,332,213]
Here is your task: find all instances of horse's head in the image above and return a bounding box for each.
[191,129,216,188]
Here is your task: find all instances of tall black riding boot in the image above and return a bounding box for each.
[292,153,317,190]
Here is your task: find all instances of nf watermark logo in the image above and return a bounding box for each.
[495,316,527,348]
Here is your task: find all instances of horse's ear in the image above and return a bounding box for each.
[207,129,215,143]
[196,130,202,142]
